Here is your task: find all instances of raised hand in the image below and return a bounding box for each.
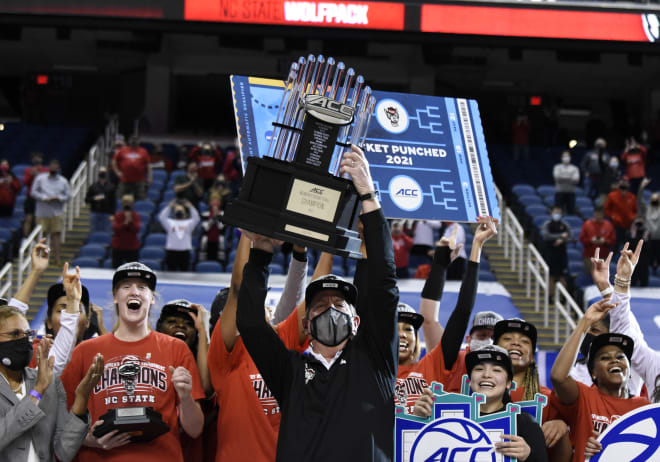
[61,263,82,302]
[616,240,643,280]
[239,229,282,254]
[590,247,613,289]
[31,238,50,273]
[169,366,193,400]
[186,303,208,334]
[339,145,377,198]
[583,299,617,326]
[75,353,104,400]
[437,225,464,262]
[34,337,54,394]
[473,216,499,246]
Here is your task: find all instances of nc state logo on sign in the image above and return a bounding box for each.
[588,403,660,461]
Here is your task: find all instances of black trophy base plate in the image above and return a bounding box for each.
[93,407,170,443]
[223,156,363,259]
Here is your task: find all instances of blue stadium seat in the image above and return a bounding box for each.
[330,264,345,276]
[0,229,11,241]
[139,246,166,260]
[575,196,593,208]
[149,180,165,192]
[542,196,555,207]
[144,233,167,247]
[152,170,168,183]
[79,244,106,259]
[147,189,161,202]
[11,209,24,221]
[141,258,163,271]
[578,206,594,219]
[568,261,584,275]
[134,200,156,214]
[73,257,100,268]
[196,261,223,273]
[563,215,583,228]
[512,184,535,197]
[574,273,593,288]
[533,215,550,228]
[479,270,497,282]
[87,232,112,246]
[162,191,176,203]
[525,204,548,217]
[11,164,29,178]
[271,252,286,267]
[648,276,660,287]
[170,170,186,180]
[269,263,284,275]
[518,195,543,206]
[574,186,585,196]
[567,248,582,262]
[536,185,555,197]
[102,258,113,269]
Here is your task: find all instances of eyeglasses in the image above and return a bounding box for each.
[0,329,36,342]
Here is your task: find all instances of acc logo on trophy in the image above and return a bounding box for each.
[390,175,423,211]
[410,418,495,462]
[376,98,409,134]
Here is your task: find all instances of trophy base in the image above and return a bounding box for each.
[93,407,170,443]
[223,156,363,259]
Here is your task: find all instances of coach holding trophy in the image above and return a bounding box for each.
[236,144,398,461]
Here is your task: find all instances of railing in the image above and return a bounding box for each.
[495,185,504,247]
[0,263,12,301]
[502,208,525,283]
[18,225,43,288]
[554,281,583,344]
[67,160,88,232]
[526,243,549,324]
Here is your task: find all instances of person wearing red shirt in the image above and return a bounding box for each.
[22,152,49,236]
[189,143,224,191]
[0,159,21,216]
[550,301,649,462]
[579,206,616,274]
[621,139,647,194]
[112,136,152,200]
[111,195,141,268]
[604,179,638,250]
[60,262,205,462]
[391,221,414,278]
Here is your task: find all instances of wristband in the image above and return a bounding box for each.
[359,191,377,201]
[29,389,42,401]
[600,286,613,297]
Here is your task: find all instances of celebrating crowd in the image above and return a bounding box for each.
[0,145,658,462]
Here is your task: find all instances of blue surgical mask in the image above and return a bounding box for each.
[552,213,562,221]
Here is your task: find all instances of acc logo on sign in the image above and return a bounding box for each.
[389,175,423,211]
[590,404,660,461]
[410,417,495,462]
[376,98,409,134]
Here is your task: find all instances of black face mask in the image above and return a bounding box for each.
[0,337,34,371]
[652,200,660,207]
[175,211,185,219]
[580,333,595,360]
[98,172,107,180]
[310,307,353,347]
[123,205,132,211]
[49,170,57,176]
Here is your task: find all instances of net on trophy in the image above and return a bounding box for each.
[222,55,376,258]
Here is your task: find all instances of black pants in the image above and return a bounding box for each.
[112,249,139,268]
[554,192,576,215]
[166,250,190,271]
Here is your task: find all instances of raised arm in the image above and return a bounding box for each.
[550,299,616,404]
[441,217,498,370]
[188,303,213,396]
[10,239,50,314]
[235,232,293,402]
[272,244,308,325]
[419,226,463,352]
[50,263,83,375]
[339,145,399,371]
[219,234,251,351]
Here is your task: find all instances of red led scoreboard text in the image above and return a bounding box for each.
[184,0,405,30]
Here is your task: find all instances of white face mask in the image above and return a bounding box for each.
[562,157,571,164]
[469,338,493,351]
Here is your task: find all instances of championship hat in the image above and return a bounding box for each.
[465,344,514,380]
[397,302,424,330]
[470,311,504,335]
[493,318,538,351]
[305,274,357,309]
[112,262,157,291]
[587,333,634,373]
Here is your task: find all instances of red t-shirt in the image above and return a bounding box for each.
[114,146,151,183]
[621,148,646,180]
[207,307,307,462]
[60,331,205,462]
[555,381,649,462]
[0,174,21,207]
[579,219,616,258]
[111,211,141,251]
[510,384,560,423]
[392,233,414,269]
[189,147,223,181]
[23,166,49,195]
[396,342,455,414]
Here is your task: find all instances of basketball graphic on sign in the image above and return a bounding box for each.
[410,417,496,462]
[589,404,660,461]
